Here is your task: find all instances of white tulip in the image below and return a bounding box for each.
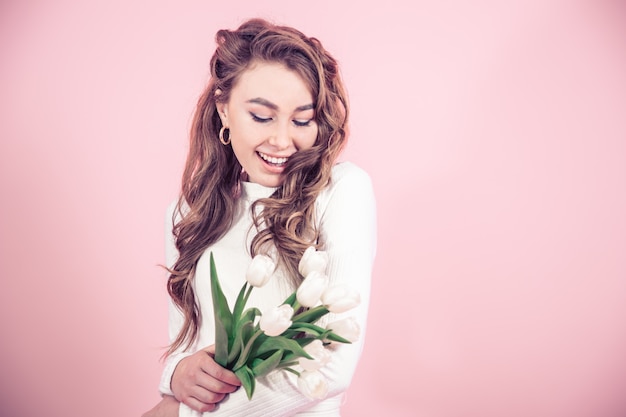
[297,370,329,400]
[321,284,361,314]
[259,304,293,336]
[246,254,275,287]
[296,271,329,308]
[298,246,329,277]
[298,339,331,371]
[326,317,360,343]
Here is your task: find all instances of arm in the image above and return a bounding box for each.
[310,162,377,391]
[142,395,179,417]
[158,200,194,397]
[178,163,377,416]
[158,201,241,413]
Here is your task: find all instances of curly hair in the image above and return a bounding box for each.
[167,18,349,355]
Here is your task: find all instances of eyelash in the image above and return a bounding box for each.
[293,119,311,127]
[250,113,271,123]
[250,113,312,127]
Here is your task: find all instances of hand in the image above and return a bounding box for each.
[171,345,241,412]
[142,395,179,417]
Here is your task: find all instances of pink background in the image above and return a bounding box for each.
[1,1,625,416]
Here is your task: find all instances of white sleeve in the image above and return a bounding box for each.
[158,200,195,396]
[178,164,377,416]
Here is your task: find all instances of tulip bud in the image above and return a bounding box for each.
[297,370,329,400]
[259,304,294,337]
[321,284,361,314]
[298,339,331,371]
[296,271,328,308]
[298,246,329,277]
[246,254,275,287]
[326,317,360,344]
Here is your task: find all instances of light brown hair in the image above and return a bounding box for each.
[167,18,349,354]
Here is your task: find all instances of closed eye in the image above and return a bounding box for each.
[250,112,272,123]
[293,119,312,127]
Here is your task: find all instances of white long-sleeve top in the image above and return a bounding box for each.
[158,162,377,417]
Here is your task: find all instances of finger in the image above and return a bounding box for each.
[200,356,242,387]
[190,385,227,405]
[195,371,240,394]
[183,395,218,414]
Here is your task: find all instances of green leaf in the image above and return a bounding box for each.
[292,305,329,324]
[287,322,327,337]
[293,337,316,347]
[282,291,297,307]
[232,283,249,325]
[233,283,255,327]
[210,253,233,367]
[235,366,256,400]
[255,335,313,360]
[281,366,301,377]
[252,349,284,378]
[226,308,261,367]
[227,320,249,365]
[276,337,319,366]
[276,360,299,369]
[233,329,263,370]
[279,350,301,364]
[238,307,261,331]
[324,331,352,344]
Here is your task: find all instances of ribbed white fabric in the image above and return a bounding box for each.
[159,162,377,417]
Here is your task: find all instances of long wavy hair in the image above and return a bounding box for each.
[166,18,349,355]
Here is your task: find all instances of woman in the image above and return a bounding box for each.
[143,18,376,417]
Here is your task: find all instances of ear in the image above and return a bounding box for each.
[215,90,228,126]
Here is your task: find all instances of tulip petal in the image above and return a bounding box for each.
[298,247,329,277]
[321,284,361,314]
[297,370,329,400]
[296,271,328,308]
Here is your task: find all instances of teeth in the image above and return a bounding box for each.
[259,152,288,165]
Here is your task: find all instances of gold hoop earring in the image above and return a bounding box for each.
[219,126,231,145]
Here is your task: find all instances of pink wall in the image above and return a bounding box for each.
[1,1,625,416]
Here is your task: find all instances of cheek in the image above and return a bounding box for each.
[297,127,319,149]
[231,121,260,145]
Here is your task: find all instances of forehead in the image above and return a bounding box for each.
[230,61,314,108]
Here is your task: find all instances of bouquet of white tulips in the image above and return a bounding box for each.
[209,247,361,400]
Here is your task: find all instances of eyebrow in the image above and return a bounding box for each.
[246,97,314,112]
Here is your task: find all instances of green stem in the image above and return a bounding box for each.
[277,361,299,369]
[282,367,301,377]
[292,305,326,322]
[233,328,263,371]
[243,284,253,306]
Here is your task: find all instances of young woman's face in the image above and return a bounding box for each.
[217,62,318,187]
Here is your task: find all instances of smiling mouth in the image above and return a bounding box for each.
[258,152,289,167]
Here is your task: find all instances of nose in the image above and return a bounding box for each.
[267,122,292,150]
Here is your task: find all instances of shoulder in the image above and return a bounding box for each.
[326,161,375,199]
[329,161,374,192]
[316,162,377,254]
[316,161,376,212]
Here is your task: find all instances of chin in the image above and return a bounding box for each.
[262,180,283,188]
[257,176,283,188]
[247,168,285,187]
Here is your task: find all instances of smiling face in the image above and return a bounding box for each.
[216,61,319,187]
